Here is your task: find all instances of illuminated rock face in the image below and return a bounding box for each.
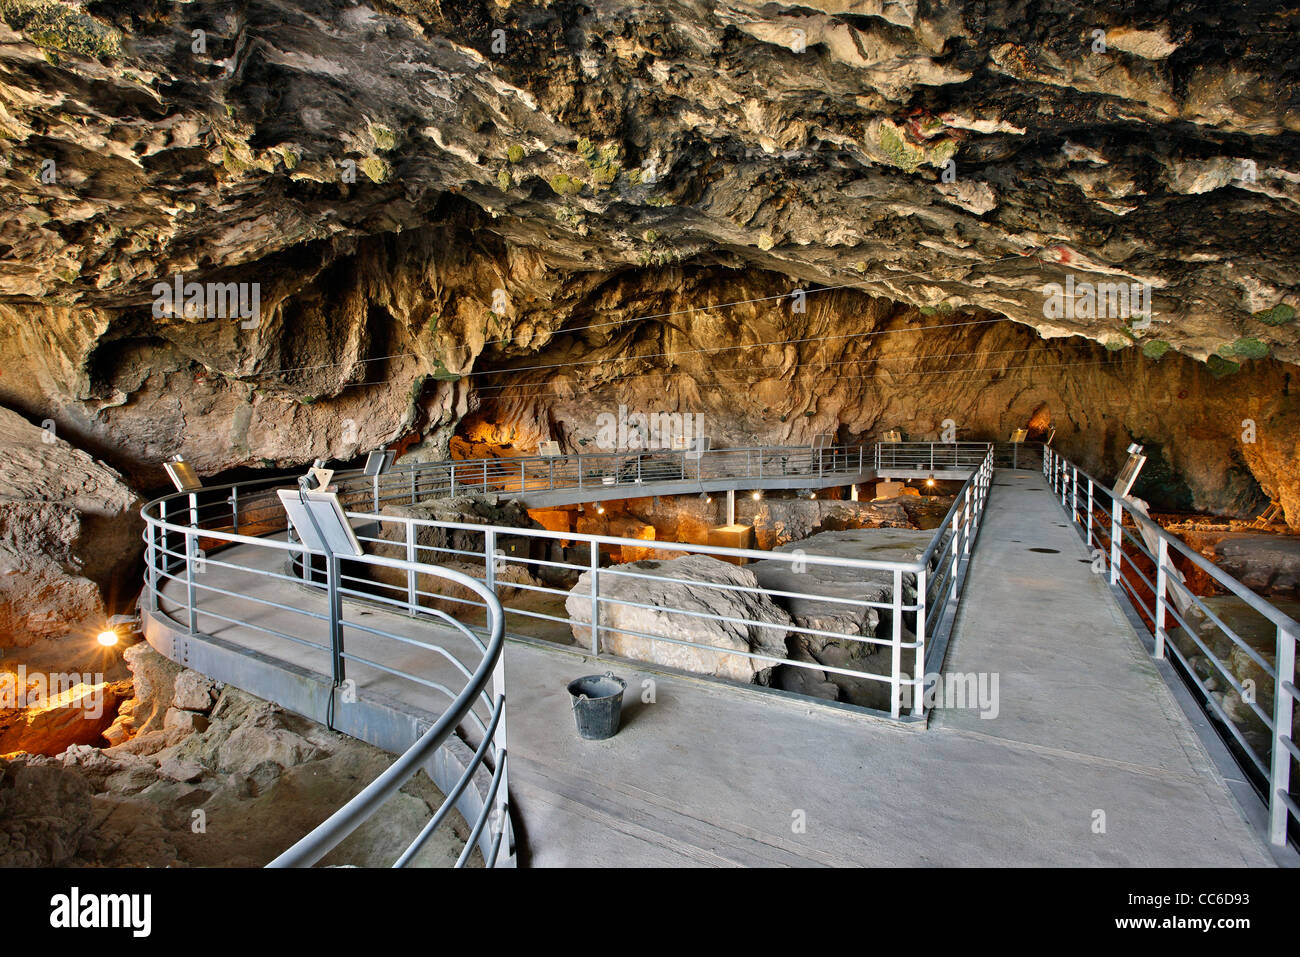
[0,1,1297,576]
[0,408,141,648]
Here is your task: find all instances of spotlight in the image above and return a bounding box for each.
[596,505,605,515]
[751,491,762,500]
[809,492,816,499]
[925,476,936,487]
[96,630,119,647]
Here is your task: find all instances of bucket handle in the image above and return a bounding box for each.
[569,672,620,709]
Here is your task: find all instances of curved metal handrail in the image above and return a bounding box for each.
[268,565,506,868]
[139,497,512,868]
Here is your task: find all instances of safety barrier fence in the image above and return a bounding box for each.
[142,444,992,738]
[141,500,511,867]
[1044,447,1298,848]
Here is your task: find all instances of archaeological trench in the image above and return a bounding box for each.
[0,0,1298,868]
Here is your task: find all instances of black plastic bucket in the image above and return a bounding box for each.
[567,672,627,740]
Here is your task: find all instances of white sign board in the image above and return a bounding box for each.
[278,489,364,557]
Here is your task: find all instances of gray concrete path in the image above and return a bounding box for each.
[151,471,1272,866]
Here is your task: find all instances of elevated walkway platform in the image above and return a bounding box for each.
[142,467,1275,866]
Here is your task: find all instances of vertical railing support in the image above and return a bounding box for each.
[409,468,416,505]
[963,486,972,556]
[589,542,601,655]
[1110,498,1122,586]
[450,461,457,496]
[184,529,197,634]
[1154,537,1169,660]
[146,521,159,612]
[485,528,498,594]
[327,552,346,688]
[890,567,903,720]
[1071,467,1078,522]
[1086,478,1094,548]
[231,486,240,534]
[405,520,417,615]
[913,567,927,715]
[1269,623,1296,846]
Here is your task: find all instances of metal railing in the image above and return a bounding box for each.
[141,444,993,725]
[339,443,872,511]
[875,441,992,473]
[141,496,512,867]
[1043,447,1298,848]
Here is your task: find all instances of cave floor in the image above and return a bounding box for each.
[147,471,1275,867]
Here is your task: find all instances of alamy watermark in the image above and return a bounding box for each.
[919,671,1000,719]
[594,405,706,452]
[152,271,261,328]
[1042,274,1151,326]
[1,666,107,719]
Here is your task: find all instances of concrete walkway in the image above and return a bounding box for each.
[147,471,1273,866]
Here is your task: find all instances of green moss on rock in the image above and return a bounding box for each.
[368,123,399,152]
[506,144,525,164]
[359,155,390,183]
[1141,340,1170,360]
[548,173,584,196]
[0,0,121,59]
[1230,337,1270,359]
[1206,354,1240,378]
[1253,303,1296,326]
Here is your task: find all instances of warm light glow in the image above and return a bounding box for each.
[751,491,761,500]
[96,630,119,647]
[596,506,605,515]
[809,492,816,499]
[926,477,936,487]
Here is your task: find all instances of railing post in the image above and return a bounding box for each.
[1154,537,1169,660]
[483,459,488,491]
[372,475,381,513]
[589,541,601,655]
[1086,478,1094,548]
[950,510,960,587]
[185,529,197,634]
[231,485,239,534]
[147,521,159,612]
[520,460,526,492]
[1110,498,1122,586]
[963,486,972,556]
[490,643,509,864]
[450,461,457,496]
[913,567,927,715]
[1269,623,1296,846]
[1071,467,1078,522]
[485,528,498,593]
[327,552,346,687]
[409,468,416,505]
[405,520,417,615]
[890,567,903,720]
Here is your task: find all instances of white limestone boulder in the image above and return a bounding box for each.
[566,555,791,684]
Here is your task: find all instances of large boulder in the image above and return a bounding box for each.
[0,408,142,647]
[756,527,936,710]
[566,555,791,684]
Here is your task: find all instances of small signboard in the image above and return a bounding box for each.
[538,441,561,458]
[1112,445,1148,499]
[882,430,902,443]
[278,489,364,557]
[1010,428,1028,443]
[364,450,395,476]
[163,459,202,492]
